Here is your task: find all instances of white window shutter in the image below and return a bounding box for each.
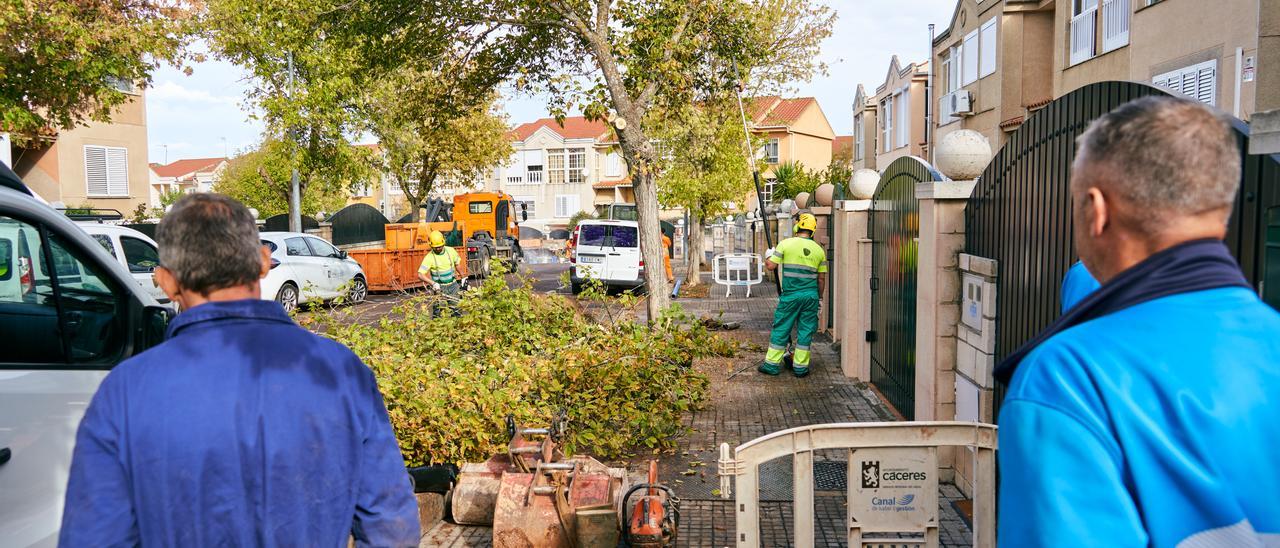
[85,146,109,196]
[962,30,980,85]
[899,93,910,148]
[980,19,997,78]
[1196,65,1217,105]
[107,147,128,196]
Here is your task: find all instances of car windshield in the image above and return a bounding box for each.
[611,226,638,248]
[579,224,607,247]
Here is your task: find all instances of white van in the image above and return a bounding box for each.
[0,166,170,547]
[569,219,644,294]
[76,223,170,306]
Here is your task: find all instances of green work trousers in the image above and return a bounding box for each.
[762,289,821,375]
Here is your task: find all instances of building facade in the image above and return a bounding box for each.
[489,117,630,233]
[851,85,880,172]
[932,0,1262,157]
[149,157,227,207]
[872,57,930,169]
[9,85,151,211]
[745,96,837,207]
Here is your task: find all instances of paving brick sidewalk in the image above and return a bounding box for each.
[422,272,974,547]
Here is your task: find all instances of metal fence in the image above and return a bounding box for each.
[868,156,940,419]
[262,213,319,233]
[328,203,390,246]
[964,81,1280,411]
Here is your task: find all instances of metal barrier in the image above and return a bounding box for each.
[718,422,997,548]
[712,253,764,297]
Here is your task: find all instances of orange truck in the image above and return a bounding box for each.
[348,192,527,291]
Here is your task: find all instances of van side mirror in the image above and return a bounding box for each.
[142,305,174,347]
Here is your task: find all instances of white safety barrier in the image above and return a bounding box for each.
[718,422,997,548]
[712,253,764,297]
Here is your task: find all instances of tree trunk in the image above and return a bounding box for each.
[684,213,705,286]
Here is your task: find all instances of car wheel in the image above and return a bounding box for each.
[276,282,299,314]
[348,276,368,304]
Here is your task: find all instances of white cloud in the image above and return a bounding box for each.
[147,80,240,106]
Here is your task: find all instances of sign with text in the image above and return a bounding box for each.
[848,446,938,533]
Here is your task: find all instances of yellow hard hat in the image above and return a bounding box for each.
[794,213,817,233]
[429,230,446,247]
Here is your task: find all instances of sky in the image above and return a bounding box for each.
[144,0,957,164]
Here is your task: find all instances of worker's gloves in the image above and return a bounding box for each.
[432,282,441,291]
[765,247,775,258]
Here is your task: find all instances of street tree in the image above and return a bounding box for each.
[405,0,836,317]
[364,65,513,221]
[202,0,368,225]
[214,137,368,218]
[0,0,194,142]
[656,108,752,286]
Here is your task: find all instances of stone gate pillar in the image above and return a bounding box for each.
[833,199,873,378]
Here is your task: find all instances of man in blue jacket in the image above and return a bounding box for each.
[60,194,420,546]
[997,96,1280,546]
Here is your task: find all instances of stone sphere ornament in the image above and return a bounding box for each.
[814,183,836,206]
[849,169,880,199]
[935,129,993,180]
[794,192,811,209]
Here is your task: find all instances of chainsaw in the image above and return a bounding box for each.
[622,460,680,547]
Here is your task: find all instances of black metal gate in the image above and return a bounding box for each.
[868,156,941,419]
[964,81,1280,411]
[329,203,390,246]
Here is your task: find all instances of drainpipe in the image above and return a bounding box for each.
[927,24,936,165]
[1234,46,1245,119]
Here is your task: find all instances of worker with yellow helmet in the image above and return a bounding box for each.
[759,213,827,377]
[418,230,463,315]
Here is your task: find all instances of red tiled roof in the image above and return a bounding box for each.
[832,135,853,155]
[152,157,226,178]
[593,176,633,189]
[748,96,817,127]
[511,116,610,142]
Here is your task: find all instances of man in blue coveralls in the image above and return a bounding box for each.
[997,96,1280,546]
[60,194,419,546]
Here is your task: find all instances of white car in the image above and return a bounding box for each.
[259,232,367,313]
[569,219,644,294]
[76,222,171,307]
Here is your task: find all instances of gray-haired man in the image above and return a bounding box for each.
[996,96,1280,546]
[60,194,420,546]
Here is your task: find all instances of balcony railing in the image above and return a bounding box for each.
[1101,0,1130,53]
[507,175,524,185]
[527,171,543,184]
[1070,8,1097,66]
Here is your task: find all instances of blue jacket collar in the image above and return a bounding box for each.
[167,299,294,338]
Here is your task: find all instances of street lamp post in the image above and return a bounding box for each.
[287,52,302,233]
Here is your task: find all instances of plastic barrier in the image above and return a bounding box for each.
[712,253,764,297]
[718,422,997,548]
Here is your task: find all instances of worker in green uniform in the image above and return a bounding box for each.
[759,213,827,377]
[418,230,463,317]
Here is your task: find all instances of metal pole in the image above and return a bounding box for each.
[732,64,773,251]
[732,62,781,292]
[927,24,935,165]
[288,52,302,233]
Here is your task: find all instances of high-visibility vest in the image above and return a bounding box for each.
[768,236,828,293]
[418,247,461,284]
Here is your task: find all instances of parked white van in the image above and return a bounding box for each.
[76,223,169,306]
[569,219,644,294]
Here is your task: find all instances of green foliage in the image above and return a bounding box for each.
[158,187,186,209]
[310,267,734,465]
[566,210,596,232]
[0,0,195,143]
[363,66,513,221]
[214,138,365,218]
[770,161,820,203]
[656,106,753,222]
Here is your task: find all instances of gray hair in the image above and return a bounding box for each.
[1076,96,1240,232]
[156,193,263,294]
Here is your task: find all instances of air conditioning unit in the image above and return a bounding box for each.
[951,90,975,117]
